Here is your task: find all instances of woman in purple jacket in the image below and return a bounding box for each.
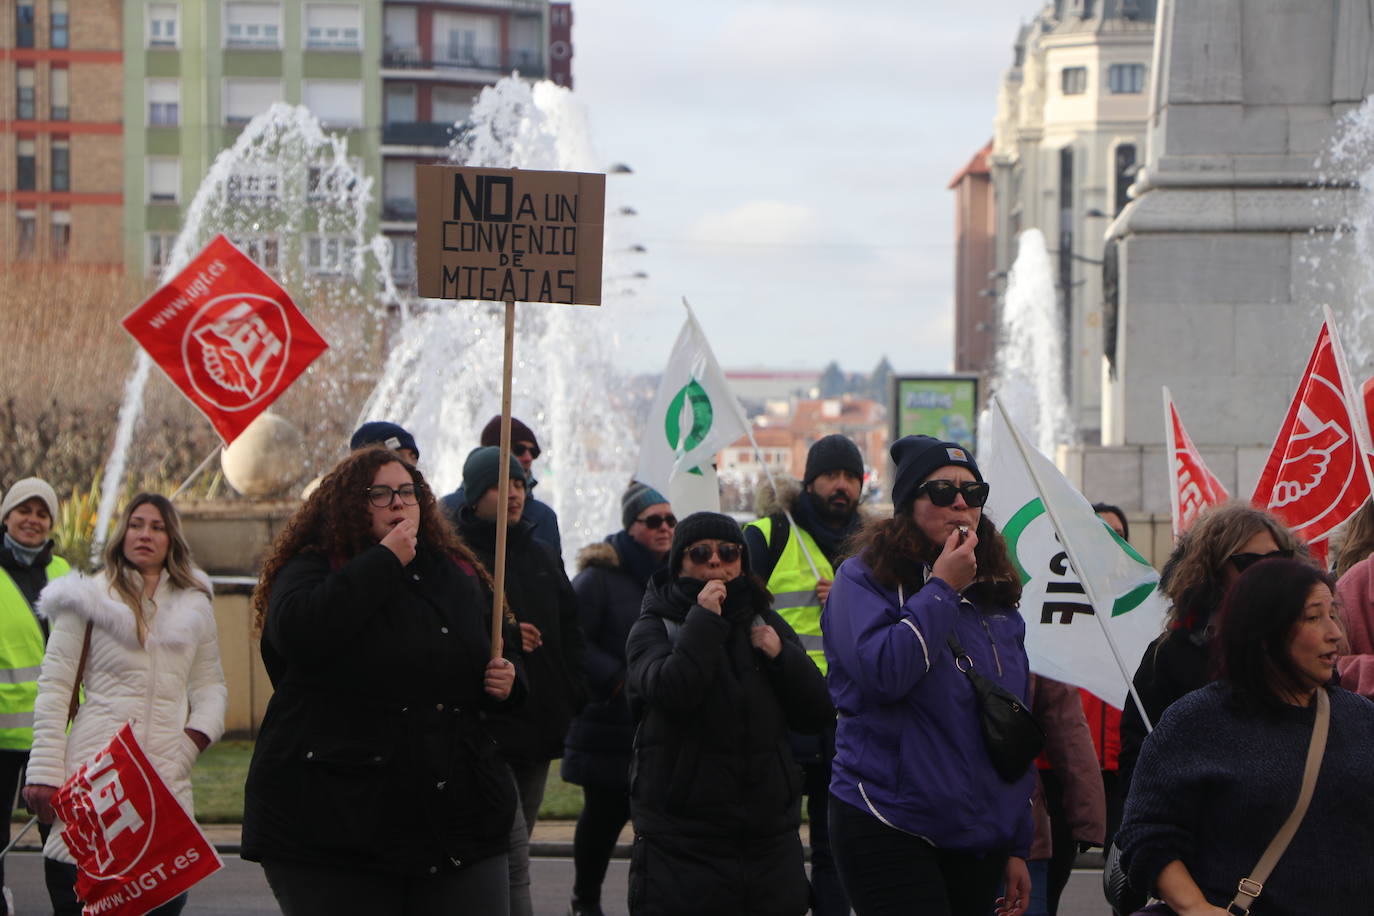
[822,436,1034,916]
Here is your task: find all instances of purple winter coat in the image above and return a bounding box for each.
[822,554,1035,858]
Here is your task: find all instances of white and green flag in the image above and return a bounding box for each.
[635,302,748,513]
[980,397,1166,710]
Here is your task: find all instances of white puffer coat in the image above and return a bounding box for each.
[27,570,227,863]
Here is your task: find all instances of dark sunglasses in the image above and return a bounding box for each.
[365,484,419,507]
[511,443,540,459]
[686,542,742,565]
[916,479,990,508]
[636,513,677,530]
[1228,548,1295,573]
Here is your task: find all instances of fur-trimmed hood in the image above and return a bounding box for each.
[36,569,215,649]
[754,476,803,518]
[576,541,620,573]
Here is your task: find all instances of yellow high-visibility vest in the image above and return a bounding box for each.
[747,516,832,675]
[0,555,70,750]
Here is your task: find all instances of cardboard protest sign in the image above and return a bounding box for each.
[122,235,329,445]
[415,165,605,305]
[52,722,222,916]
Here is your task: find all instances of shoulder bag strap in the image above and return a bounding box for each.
[65,622,93,725]
[1227,687,1330,915]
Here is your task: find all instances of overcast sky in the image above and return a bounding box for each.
[570,0,1042,376]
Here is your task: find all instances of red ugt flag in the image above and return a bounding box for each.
[52,723,221,916]
[1251,320,1371,547]
[122,235,328,445]
[1163,387,1230,538]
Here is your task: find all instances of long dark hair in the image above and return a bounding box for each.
[845,511,1022,607]
[1214,558,1336,715]
[252,446,492,633]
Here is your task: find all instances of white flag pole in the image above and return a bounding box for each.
[1322,305,1374,499]
[1162,386,1182,540]
[993,395,1155,732]
[680,298,823,582]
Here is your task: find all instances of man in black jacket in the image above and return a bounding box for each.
[454,446,588,916]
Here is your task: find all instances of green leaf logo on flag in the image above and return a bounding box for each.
[666,378,713,454]
[1001,497,1155,618]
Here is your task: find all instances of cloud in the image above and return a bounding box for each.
[685,200,827,248]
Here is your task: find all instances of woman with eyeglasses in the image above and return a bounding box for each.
[1117,504,1309,800]
[1116,558,1374,914]
[822,435,1033,916]
[241,446,524,914]
[563,482,675,916]
[624,511,833,916]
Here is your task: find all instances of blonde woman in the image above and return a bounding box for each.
[23,494,226,916]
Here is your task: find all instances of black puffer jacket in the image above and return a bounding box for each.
[456,507,588,763]
[561,531,661,789]
[626,571,833,839]
[241,544,524,875]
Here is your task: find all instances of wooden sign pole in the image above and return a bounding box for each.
[491,298,517,658]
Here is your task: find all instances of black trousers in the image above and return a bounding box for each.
[571,782,631,904]
[0,750,25,912]
[45,860,187,916]
[829,795,1006,916]
[261,855,508,915]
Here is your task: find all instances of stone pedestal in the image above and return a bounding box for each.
[1101,0,1373,451]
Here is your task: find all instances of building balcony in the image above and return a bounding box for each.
[382,121,465,147]
[383,197,418,222]
[381,45,545,77]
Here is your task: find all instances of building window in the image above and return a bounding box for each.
[148,79,180,126]
[307,162,358,203]
[147,232,177,274]
[51,210,71,259]
[1108,63,1146,94]
[226,164,280,204]
[147,157,180,203]
[305,235,356,276]
[382,160,416,219]
[433,86,473,125]
[51,68,69,120]
[305,4,361,50]
[16,67,36,120]
[551,6,570,26]
[17,211,37,259]
[51,138,70,192]
[434,12,499,69]
[228,234,279,269]
[1061,67,1087,95]
[148,3,178,48]
[225,2,282,49]
[389,236,415,283]
[51,0,69,48]
[224,78,283,125]
[16,140,36,191]
[384,84,415,124]
[302,80,362,128]
[1113,143,1138,215]
[16,3,35,48]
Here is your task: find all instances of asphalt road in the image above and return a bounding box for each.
[0,853,1115,915]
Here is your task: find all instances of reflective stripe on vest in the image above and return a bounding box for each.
[0,555,70,751]
[747,516,833,675]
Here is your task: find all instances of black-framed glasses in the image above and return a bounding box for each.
[365,484,420,508]
[511,443,540,459]
[1228,548,1294,573]
[686,542,742,565]
[916,479,990,508]
[636,513,677,530]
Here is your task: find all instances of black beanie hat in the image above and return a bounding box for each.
[350,421,418,459]
[461,447,526,508]
[621,481,669,530]
[669,511,747,576]
[890,435,983,513]
[480,415,540,457]
[803,434,864,487]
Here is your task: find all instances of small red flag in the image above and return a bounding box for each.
[52,723,222,916]
[122,235,328,445]
[1251,321,1371,545]
[1163,388,1230,537]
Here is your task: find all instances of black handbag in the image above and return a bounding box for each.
[946,633,1045,782]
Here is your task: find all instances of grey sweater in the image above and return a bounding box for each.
[1118,682,1374,914]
